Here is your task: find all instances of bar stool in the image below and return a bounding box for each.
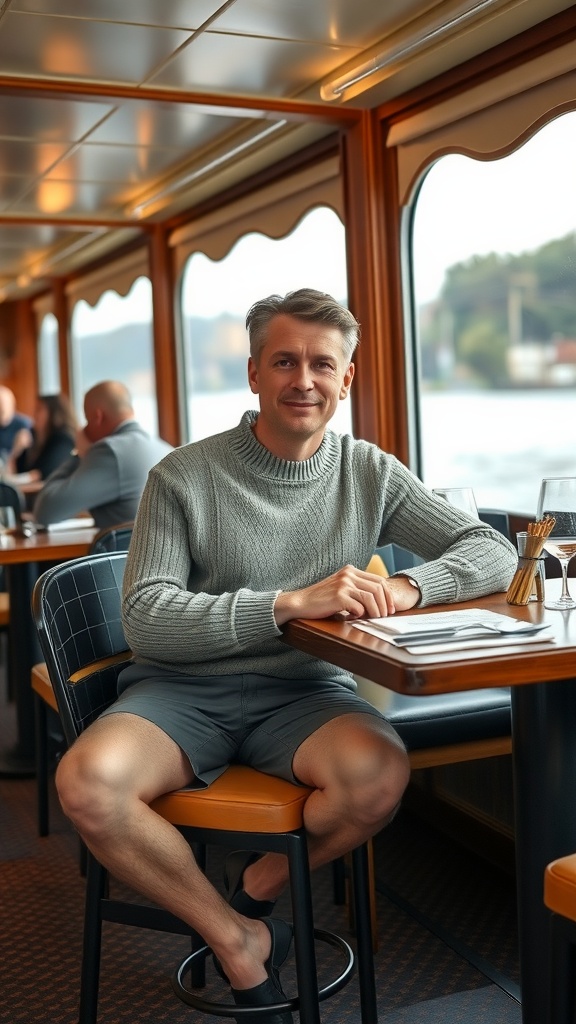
[33,551,378,1024]
[544,852,576,1023]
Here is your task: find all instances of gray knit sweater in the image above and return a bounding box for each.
[122,411,517,687]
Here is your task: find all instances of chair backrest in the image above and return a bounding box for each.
[376,543,424,575]
[478,507,512,541]
[32,551,131,746]
[0,480,24,523]
[90,521,134,554]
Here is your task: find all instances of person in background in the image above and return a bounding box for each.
[55,289,517,1023]
[33,380,172,528]
[0,385,33,472]
[5,394,78,491]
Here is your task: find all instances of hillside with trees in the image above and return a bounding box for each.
[419,231,576,388]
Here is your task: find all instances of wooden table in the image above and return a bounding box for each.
[0,525,98,776]
[282,585,576,1024]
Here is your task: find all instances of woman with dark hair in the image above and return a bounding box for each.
[7,393,78,487]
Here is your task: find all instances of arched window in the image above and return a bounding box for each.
[69,276,159,434]
[178,205,352,441]
[410,111,576,512]
[37,312,60,394]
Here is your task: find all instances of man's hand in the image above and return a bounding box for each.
[274,565,421,626]
[10,427,33,459]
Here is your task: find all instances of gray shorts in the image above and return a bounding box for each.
[99,663,388,788]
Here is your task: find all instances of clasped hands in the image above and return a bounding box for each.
[274,564,420,627]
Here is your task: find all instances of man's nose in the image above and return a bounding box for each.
[291,365,314,390]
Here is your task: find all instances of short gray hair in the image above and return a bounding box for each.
[246,288,360,362]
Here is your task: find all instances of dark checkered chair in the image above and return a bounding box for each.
[32,551,376,1024]
[32,522,135,836]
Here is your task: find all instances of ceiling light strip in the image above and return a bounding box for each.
[131,119,288,216]
[322,0,510,100]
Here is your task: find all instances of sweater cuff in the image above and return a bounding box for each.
[401,564,457,607]
[234,589,282,647]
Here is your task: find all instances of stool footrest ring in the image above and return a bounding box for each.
[172,928,355,1016]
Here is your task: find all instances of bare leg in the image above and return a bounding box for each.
[56,712,274,991]
[237,714,410,904]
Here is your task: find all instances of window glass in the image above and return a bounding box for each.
[37,312,60,394]
[179,205,352,441]
[411,112,576,513]
[70,277,158,434]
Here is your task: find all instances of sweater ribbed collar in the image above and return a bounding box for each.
[229,410,340,482]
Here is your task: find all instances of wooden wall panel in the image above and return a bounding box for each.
[149,225,181,447]
[0,299,37,414]
[340,111,409,463]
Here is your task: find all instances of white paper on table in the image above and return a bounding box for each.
[46,517,96,532]
[353,607,538,638]
[352,618,555,654]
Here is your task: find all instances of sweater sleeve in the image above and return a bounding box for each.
[33,442,121,524]
[377,455,517,606]
[122,467,282,665]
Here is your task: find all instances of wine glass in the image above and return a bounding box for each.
[536,477,576,610]
[0,506,16,538]
[432,487,479,517]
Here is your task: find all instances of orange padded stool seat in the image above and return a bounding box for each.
[544,853,576,1024]
[545,854,576,921]
[152,764,311,833]
[31,661,57,712]
[0,590,10,626]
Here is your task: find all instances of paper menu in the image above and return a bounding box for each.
[351,607,554,654]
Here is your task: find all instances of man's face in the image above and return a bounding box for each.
[83,399,106,443]
[0,389,15,427]
[248,313,354,458]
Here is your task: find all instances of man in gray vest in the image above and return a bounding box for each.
[33,380,171,527]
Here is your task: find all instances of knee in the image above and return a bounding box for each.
[56,742,126,833]
[339,737,410,826]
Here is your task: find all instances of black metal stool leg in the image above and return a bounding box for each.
[287,832,321,1024]
[34,693,49,836]
[351,843,378,1024]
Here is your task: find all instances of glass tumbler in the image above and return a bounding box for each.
[516,530,545,603]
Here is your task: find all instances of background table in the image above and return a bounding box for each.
[0,526,98,776]
[282,585,576,1024]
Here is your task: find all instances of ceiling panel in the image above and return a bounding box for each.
[7,178,130,218]
[199,0,430,48]
[0,11,192,85]
[0,139,72,179]
[10,0,436,48]
[86,100,241,149]
[41,141,194,185]
[0,94,114,142]
[10,0,226,29]
[150,32,356,97]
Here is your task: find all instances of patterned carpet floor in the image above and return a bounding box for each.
[0,686,522,1024]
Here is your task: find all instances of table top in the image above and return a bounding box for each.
[282,582,576,695]
[0,525,99,564]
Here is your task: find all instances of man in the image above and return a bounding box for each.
[33,380,172,527]
[55,290,516,1023]
[0,385,33,470]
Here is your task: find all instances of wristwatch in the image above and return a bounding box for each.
[398,574,422,604]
